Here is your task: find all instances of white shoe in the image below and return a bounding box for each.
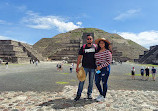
[96,95,103,100]
[96,95,105,102]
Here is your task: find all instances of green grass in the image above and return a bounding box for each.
[82,28,95,32]
[56,79,76,85]
[56,81,69,84]
[71,32,81,38]
[125,73,158,77]
[128,40,136,45]
[127,61,158,67]
[138,64,158,67]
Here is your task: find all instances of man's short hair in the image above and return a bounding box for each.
[87,34,92,37]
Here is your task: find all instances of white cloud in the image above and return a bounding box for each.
[0,35,27,43]
[27,24,52,29]
[0,35,11,40]
[118,31,158,49]
[0,20,6,24]
[76,22,82,25]
[114,9,141,21]
[22,11,82,32]
[0,20,12,25]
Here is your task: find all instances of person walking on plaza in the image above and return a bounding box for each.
[151,66,156,81]
[145,67,150,81]
[94,38,112,102]
[58,63,62,71]
[35,60,38,66]
[140,67,145,80]
[70,63,74,73]
[131,67,135,80]
[56,63,59,71]
[32,59,35,64]
[74,34,97,101]
[30,59,32,64]
[5,61,8,69]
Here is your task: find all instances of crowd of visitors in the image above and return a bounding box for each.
[131,66,156,81]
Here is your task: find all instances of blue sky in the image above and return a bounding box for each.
[0,0,158,49]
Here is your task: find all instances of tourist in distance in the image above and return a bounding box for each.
[70,63,74,73]
[151,66,156,81]
[131,67,135,80]
[145,67,150,81]
[5,61,8,69]
[56,63,59,71]
[140,66,145,80]
[35,60,38,66]
[58,63,62,71]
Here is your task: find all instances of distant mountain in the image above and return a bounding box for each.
[33,28,147,61]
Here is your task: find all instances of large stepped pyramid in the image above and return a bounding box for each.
[44,33,129,63]
[33,28,147,63]
[135,45,158,64]
[0,40,44,63]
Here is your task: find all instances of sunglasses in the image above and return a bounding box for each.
[87,38,92,40]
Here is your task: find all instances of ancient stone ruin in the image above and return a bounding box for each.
[135,45,158,64]
[48,33,127,63]
[0,40,44,63]
[49,39,80,63]
[34,28,147,63]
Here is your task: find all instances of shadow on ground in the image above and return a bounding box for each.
[39,98,96,109]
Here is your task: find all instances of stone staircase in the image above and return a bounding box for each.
[0,40,44,63]
[49,40,80,63]
[19,42,45,61]
[136,45,158,64]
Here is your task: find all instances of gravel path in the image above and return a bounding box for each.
[0,86,158,111]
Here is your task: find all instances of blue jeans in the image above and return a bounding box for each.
[77,68,95,96]
[95,65,110,98]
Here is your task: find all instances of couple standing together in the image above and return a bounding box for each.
[75,34,112,102]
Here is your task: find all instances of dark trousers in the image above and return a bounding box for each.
[95,65,110,98]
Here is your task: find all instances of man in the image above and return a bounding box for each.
[5,61,8,69]
[140,67,144,80]
[74,34,96,101]
[145,67,150,80]
[151,66,156,81]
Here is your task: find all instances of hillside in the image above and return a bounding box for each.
[33,28,147,61]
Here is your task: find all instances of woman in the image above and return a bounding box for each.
[131,67,135,80]
[94,38,112,102]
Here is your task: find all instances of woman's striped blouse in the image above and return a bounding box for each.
[94,50,112,68]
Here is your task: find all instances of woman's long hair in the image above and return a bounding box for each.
[96,40,112,53]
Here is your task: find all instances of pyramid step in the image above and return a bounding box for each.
[0,51,28,56]
[0,56,31,63]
